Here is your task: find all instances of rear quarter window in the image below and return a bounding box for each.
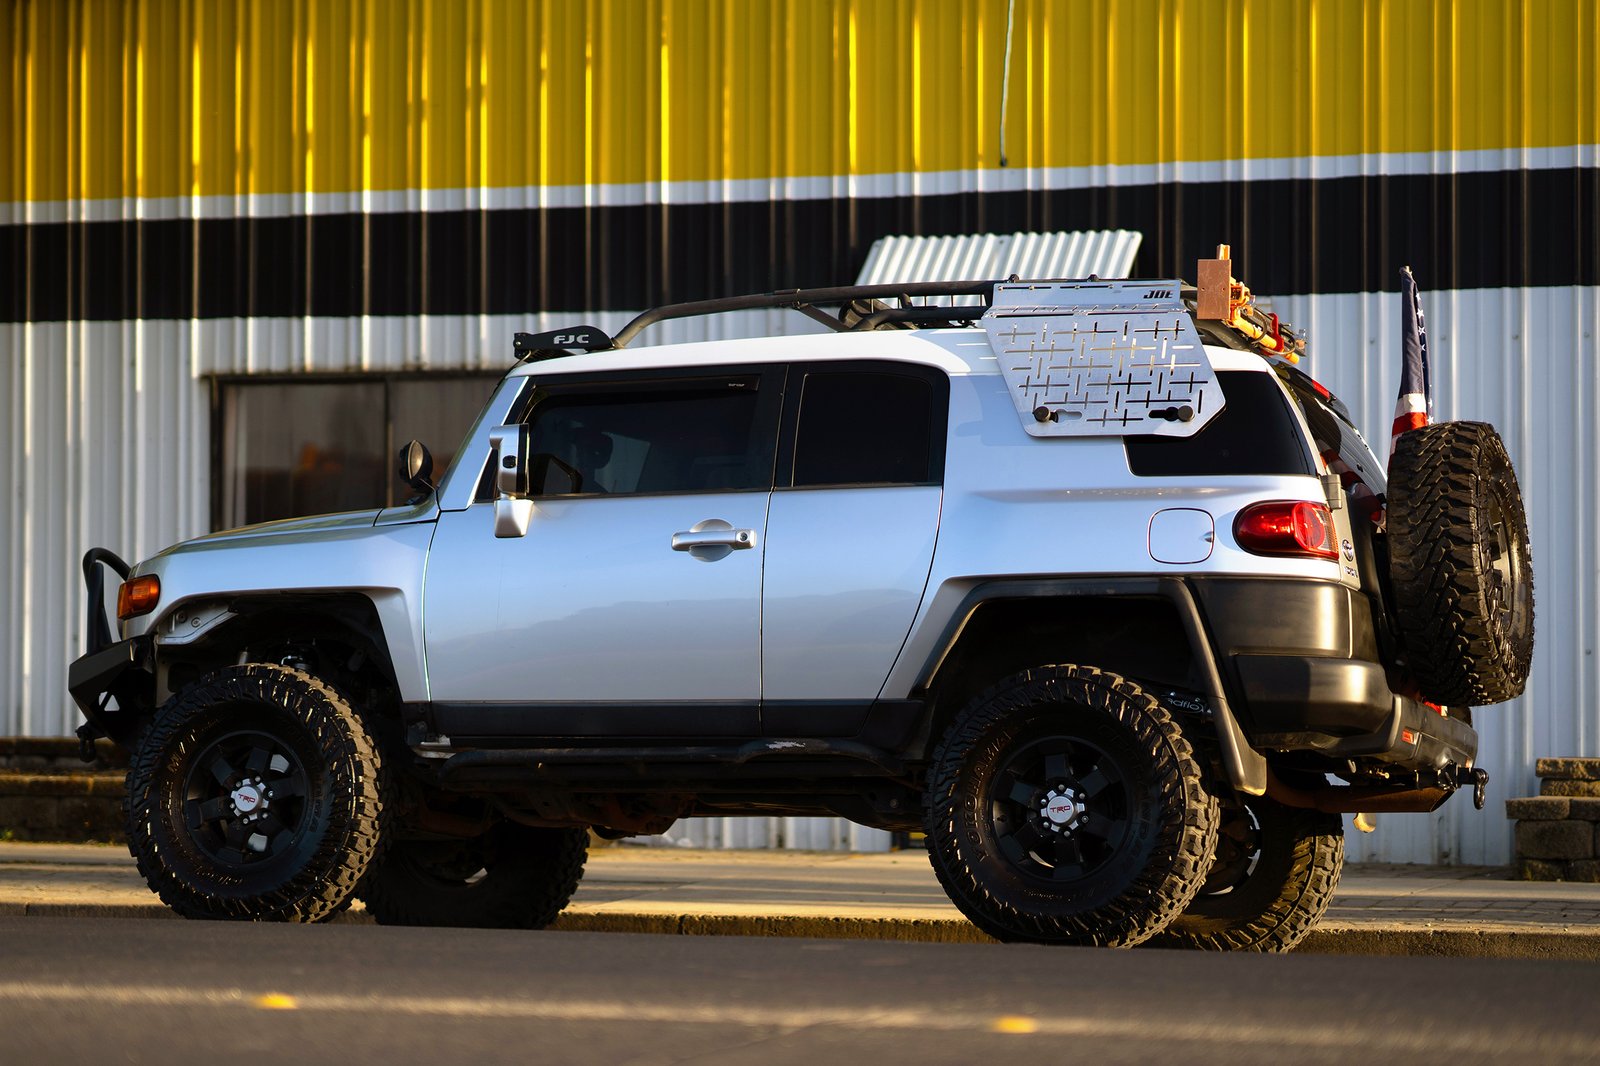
[1124,371,1315,477]
[1282,372,1386,495]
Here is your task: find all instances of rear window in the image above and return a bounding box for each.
[1124,371,1315,477]
[1281,370,1386,494]
[791,372,936,486]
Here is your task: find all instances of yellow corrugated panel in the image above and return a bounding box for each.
[3,0,1597,205]
[193,0,234,199]
[2,4,21,204]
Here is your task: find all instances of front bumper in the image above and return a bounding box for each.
[70,548,154,747]
[69,635,152,742]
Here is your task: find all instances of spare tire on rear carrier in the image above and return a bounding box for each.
[1386,421,1534,707]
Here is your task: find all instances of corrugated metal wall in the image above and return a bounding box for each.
[857,231,1144,290]
[1273,287,1600,863]
[8,0,1596,203]
[6,0,1596,319]
[3,0,1598,862]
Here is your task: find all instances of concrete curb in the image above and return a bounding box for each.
[0,901,179,921]
[7,897,1600,959]
[553,912,995,944]
[1298,924,1600,961]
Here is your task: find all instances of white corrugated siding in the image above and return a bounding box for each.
[645,816,894,852]
[856,231,1143,293]
[1273,287,1600,864]
[7,285,1596,864]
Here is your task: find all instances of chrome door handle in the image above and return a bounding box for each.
[672,519,756,561]
[672,529,756,550]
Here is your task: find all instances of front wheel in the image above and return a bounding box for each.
[124,664,384,922]
[359,823,589,928]
[924,666,1218,946]
[1150,796,1343,953]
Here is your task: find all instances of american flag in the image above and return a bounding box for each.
[1391,265,1431,452]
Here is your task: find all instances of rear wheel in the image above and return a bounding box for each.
[1387,421,1534,705]
[924,666,1218,946]
[359,823,588,928]
[1151,796,1343,953]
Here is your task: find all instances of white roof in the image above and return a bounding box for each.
[508,327,999,378]
[507,321,1270,381]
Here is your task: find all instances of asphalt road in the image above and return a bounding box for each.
[3,917,1599,1065]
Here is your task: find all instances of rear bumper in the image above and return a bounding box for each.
[1192,578,1478,774]
[1239,655,1477,772]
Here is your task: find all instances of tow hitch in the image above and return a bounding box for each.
[1459,766,1490,810]
[1266,764,1490,814]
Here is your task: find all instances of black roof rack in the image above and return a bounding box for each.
[610,279,1002,348]
[512,273,1310,363]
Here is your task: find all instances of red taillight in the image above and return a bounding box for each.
[1233,501,1339,560]
[117,575,161,619]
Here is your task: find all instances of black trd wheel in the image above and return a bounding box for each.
[1388,421,1534,706]
[124,664,383,922]
[1150,797,1343,953]
[924,666,1218,946]
[359,823,588,928]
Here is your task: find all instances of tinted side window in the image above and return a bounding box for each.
[1282,373,1386,493]
[1124,371,1315,477]
[525,385,768,496]
[792,372,936,486]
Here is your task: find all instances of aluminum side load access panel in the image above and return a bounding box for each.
[68,253,1531,952]
[983,280,1224,436]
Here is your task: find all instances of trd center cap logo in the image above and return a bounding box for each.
[1046,798,1077,825]
[232,785,262,813]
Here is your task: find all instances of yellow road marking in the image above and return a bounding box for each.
[0,981,1592,1058]
[990,1015,1038,1034]
[253,993,298,1010]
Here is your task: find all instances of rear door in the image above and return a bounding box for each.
[759,362,948,732]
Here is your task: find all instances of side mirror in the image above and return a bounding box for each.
[396,439,434,498]
[489,425,530,496]
[488,425,534,538]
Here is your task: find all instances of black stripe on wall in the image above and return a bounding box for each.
[3,166,1596,323]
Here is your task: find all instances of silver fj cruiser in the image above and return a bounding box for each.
[69,256,1534,950]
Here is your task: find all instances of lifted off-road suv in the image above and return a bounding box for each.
[70,255,1534,950]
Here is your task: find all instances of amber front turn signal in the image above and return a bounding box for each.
[117,575,161,619]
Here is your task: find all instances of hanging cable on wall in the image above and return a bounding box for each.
[998,0,1016,167]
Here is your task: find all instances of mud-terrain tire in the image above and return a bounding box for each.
[924,666,1218,946]
[1387,421,1534,706]
[1150,797,1343,953]
[360,824,588,928]
[124,664,384,922]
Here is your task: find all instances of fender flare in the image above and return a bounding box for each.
[914,576,1268,797]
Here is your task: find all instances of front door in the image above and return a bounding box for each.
[422,366,783,738]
